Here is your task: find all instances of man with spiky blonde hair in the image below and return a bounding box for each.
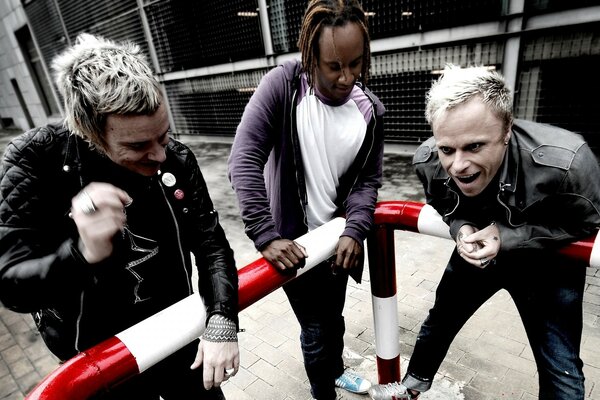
[0,33,239,399]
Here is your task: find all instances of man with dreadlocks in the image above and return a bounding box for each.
[228,0,384,399]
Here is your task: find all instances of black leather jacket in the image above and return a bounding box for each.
[0,124,238,360]
[413,119,600,251]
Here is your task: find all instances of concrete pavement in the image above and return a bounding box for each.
[0,132,599,399]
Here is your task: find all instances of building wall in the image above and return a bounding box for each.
[0,0,599,150]
[0,0,60,130]
[0,0,32,130]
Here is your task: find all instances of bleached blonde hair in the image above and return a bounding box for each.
[52,33,162,151]
[426,64,513,131]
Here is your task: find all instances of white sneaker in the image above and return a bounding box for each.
[368,382,417,400]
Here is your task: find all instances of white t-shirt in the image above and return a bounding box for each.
[296,74,373,230]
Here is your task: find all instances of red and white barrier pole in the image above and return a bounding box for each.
[367,200,600,385]
[26,218,346,400]
[367,224,400,384]
[367,201,442,384]
[26,201,600,398]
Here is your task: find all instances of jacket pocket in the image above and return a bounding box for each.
[33,308,78,361]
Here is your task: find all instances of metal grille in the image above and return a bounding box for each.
[267,0,505,53]
[515,25,600,149]
[525,0,599,14]
[370,41,504,143]
[268,0,305,54]
[166,69,269,136]
[23,0,67,74]
[57,0,139,42]
[24,0,149,76]
[363,0,504,39]
[21,0,599,148]
[56,0,148,59]
[145,0,264,72]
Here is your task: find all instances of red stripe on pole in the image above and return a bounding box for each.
[376,355,401,384]
[368,226,397,299]
[27,336,138,400]
[238,258,294,311]
[373,200,424,230]
[374,201,596,266]
[27,201,599,399]
[27,258,292,400]
[558,237,594,264]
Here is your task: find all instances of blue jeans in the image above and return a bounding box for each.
[403,249,586,399]
[283,262,349,400]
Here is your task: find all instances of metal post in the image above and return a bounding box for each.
[257,0,274,57]
[367,225,401,384]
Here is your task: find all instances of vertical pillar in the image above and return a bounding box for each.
[502,0,525,94]
[367,225,401,384]
[257,0,274,57]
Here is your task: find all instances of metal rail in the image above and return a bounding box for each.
[26,202,600,399]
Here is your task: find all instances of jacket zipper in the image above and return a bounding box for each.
[443,179,460,218]
[75,290,85,352]
[496,182,525,227]
[444,180,524,228]
[289,84,309,229]
[159,182,192,295]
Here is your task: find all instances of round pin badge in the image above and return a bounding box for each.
[174,189,185,200]
[161,172,176,187]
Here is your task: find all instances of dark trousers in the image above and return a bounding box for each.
[92,339,225,400]
[403,250,586,400]
[283,263,349,400]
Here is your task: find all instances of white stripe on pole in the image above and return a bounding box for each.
[116,294,206,372]
[417,204,451,239]
[295,217,346,277]
[371,295,400,359]
[589,230,600,268]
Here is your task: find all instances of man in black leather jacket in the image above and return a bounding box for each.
[0,33,239,399]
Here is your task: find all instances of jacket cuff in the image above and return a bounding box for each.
[255,232,282,251]
[448,219,471,241]
[207,304,239,329]
[341,228,365,247]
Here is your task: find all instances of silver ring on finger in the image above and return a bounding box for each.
[76,191,97,215]
[480,258,490,267]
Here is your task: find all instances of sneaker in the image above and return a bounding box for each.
[368,382,418,400]
[335,369,372,394]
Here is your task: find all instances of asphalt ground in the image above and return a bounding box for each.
[0,131,598,399]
